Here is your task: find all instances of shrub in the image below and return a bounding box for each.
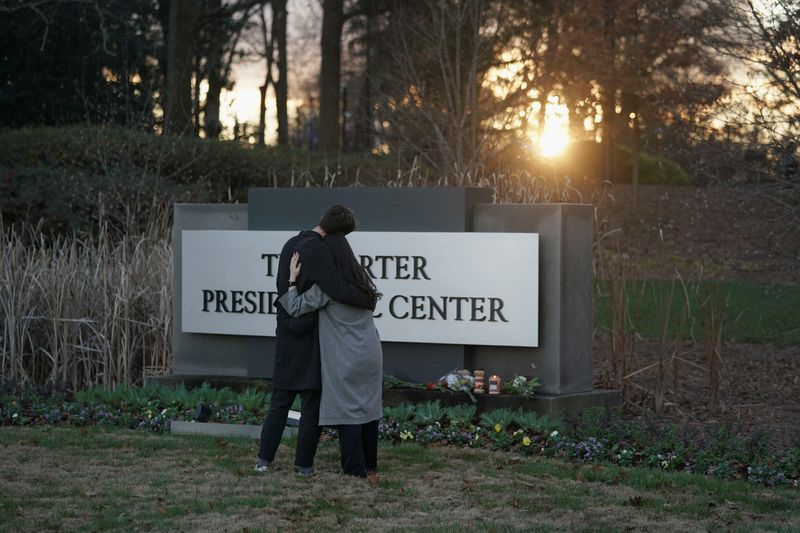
[563,140,691,185]
[0,125,399,235]
[633,149,692,185]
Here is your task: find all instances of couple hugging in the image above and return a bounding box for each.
[255,204,383,481]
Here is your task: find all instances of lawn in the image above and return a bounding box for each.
[595,280,800,344]
[1,427,797,532]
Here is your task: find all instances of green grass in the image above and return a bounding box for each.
[595,279,800,344]
[0,427,796,532]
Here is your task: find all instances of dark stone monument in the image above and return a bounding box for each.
[163,187,620,415]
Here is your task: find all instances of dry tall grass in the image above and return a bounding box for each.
[0,172,578,390]
[0,220,171,389]
[381,164,581,204]
[703,284,726,414]
[594,222,728,415]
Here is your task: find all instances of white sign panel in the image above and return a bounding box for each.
[182,231,538,347]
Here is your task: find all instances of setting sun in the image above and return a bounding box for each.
[539,127,570,157]
[534,94,570,158]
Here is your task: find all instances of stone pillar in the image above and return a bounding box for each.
[172,204,253,376]
[472,204,594,395]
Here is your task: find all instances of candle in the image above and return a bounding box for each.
[488,374,502,395]
[474,369,485,394]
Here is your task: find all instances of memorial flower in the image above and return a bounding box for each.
[523,436,532,447]
[495,423,502,433]
[507,375,540,398]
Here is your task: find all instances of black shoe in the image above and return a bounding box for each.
[367,470,380,485]
[294,465,316,477]
[254,459,271,473]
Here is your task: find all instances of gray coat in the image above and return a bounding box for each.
[278,285,383,426]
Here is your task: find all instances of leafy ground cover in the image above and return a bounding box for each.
[594,280,800,344]
[0,426,798,532]
[2,384,798,489]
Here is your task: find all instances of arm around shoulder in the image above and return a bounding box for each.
[278,285,332,317]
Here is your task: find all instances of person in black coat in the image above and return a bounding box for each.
[255,205,376,475]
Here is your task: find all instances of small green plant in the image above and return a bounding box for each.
[236,388,269,413]
[189,383,236,407]
[479,408,515,432]
[413,400,446,426]
[445,404,477,428]
[513,409,559,434]
[383,403,416,422]
[159,385,193,411]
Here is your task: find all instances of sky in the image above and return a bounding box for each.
[219,0,321,143]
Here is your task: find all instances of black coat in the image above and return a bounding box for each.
[272,231,374,390]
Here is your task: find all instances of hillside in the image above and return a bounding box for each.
[597,184,799,284]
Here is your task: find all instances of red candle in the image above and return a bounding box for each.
[474,369,485,394]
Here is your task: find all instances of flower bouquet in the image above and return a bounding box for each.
[505,375,541,398]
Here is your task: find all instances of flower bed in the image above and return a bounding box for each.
[0,382,269,433]
[1,383,797,488]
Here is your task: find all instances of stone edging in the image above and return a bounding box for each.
[170,420,296,440]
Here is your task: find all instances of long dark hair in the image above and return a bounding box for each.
[324,234,382,305]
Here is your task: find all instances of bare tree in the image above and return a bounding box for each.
[705,0,800,265]
[709,0,799,144]
[253,0,289,146]
[0,0,111,52]
[201,1,260,139]
[372,0,506,177]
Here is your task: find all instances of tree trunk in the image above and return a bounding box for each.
[164,0,199,136]
[319,0,344,152]
[192,51,203,136]
[205,67,224,140]
[203,0,228,140]
[356,4,376,151]
[258,4,274,146]
[601,0,617,181]
[631,111,640,210]
[258,83,268,145]
[274,0,289,145]
[601,93,615,181]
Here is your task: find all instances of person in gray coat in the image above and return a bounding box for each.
[279,234,383,480]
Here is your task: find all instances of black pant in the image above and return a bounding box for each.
[336,420,379,477]
[258,389,321,468]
